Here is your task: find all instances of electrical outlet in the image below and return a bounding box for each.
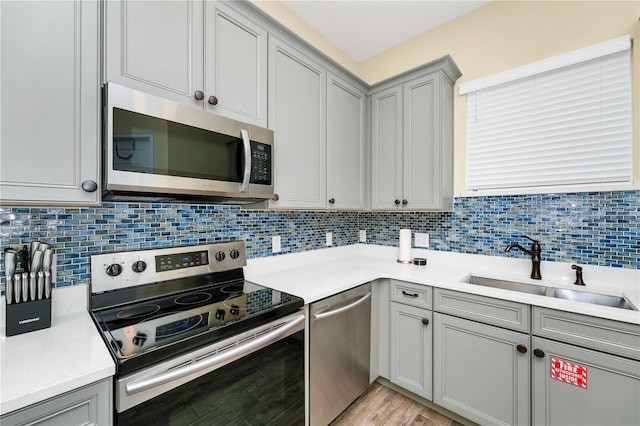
[272,235,281,253]
[359,230,367,243]
[326,232,333,246]
[415,233,429,248]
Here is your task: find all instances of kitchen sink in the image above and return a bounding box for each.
[463,275,548,295]
[552,288,636,310]
[462,275,637,310]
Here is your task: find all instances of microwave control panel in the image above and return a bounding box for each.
[250,141,272,185]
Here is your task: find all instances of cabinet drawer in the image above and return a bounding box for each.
[532,307,640,361]
[434,288,530,333]
[390,280,432,309]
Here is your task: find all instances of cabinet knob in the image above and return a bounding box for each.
[533,349,545,358]
[328,198,335,204]
[208,95,218,105]
[272,193,279,202]
[516,344,528,354]
[194,90,204,101]
[421,318,430,326]
[394,199,401,205]
[402,199,408,205]
[81,180,98,192]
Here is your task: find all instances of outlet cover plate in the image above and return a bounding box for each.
[415,233,429,248]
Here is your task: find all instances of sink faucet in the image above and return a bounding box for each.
[504,235,542,280]
[571,264,586,286]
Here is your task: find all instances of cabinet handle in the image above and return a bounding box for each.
[394,199,401,205]
[328,198,335,204]
[194,90,204,101]
[402,199,408,205]
[208,95,218,105]
[516,344,528,354]
[401,290,419,298]
[533,349,545,358]
[421,318,430,325]
[81,180,98,192]
[271,193,279,202]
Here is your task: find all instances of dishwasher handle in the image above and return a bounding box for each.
[313,292,371,321]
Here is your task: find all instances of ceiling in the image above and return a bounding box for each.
[280,0,492,62]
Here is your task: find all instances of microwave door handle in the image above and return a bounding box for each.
[240,129,251,193]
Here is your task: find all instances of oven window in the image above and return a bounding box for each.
[115,330,304,425]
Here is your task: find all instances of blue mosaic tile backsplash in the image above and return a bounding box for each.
[0,191,638,290]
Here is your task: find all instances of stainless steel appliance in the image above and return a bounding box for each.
[89,241,304,425]
[103,83,274,203]
[310,283,372,425]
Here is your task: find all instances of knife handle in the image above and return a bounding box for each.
[21,272,28,303]
[37,271,44,300]
[29,272,36,301]
[45,271,51,299]
[14,274,22,304]
[6,276,13,304]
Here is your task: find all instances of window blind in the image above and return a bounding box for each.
[466,47,632,192]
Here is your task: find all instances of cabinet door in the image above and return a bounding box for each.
[204,2,267,127]
[0,0,100,205]
[268,37,326,209]
[326,72,365,210]
[371,86,403,210]
[402,72,441,210]
[104,0,204,107]
[390,302,432,400]
[532,336,640,426]
[434,313,530,426]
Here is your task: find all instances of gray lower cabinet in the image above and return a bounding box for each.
[433,313,531,426]
[390,302,433,400]
[1,378,112,426]
[531,336,640,426]
[0,0,100,206]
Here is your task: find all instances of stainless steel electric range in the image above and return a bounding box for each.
[89,241,305,425]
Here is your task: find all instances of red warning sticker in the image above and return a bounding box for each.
[550,357,588,389]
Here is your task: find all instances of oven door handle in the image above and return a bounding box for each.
[125,314,304,396]
[239,129,251,193]
[313,292,371,321]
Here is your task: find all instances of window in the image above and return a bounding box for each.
[461,36,633,194]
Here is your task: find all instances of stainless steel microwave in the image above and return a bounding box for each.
[103,83,274,203]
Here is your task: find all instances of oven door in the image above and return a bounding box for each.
[115,312,304,425]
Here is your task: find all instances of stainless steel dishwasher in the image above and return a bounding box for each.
[310,283,372,426]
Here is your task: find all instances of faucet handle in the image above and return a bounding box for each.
[520,235,539,243]
[571,264,586,286]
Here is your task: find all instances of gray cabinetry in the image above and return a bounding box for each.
[389,281,433,400]
[0,0,100,206]
[1,379,112,426]
[268,36,326,209]
[531,307,640,425]
[433,289,530,426]
[104,0,267,126]
[370,57,460,210]
[326,72,366,210]
[390,302,433,400]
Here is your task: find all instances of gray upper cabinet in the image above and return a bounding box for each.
[104,0,267,126]
[327,72,366,210]
[0,0,101,206]
[268,36,326,209]
[371,57,460,210]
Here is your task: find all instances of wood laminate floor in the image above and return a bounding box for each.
[331,383,465,426]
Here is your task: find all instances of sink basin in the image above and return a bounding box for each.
[462,275,637,311]
[463,275,548,295]
[552,288,636,311]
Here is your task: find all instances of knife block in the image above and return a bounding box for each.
[5,297,51,337]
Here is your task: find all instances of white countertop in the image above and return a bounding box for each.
[246,244,640,325]
[0,285,115,415]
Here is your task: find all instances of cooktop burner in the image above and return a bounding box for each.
[89,242,304,376]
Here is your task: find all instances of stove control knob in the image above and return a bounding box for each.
[106,263,123,277]
[215,251,226,261]
[230,249,240,259]
[132,333,147,347]
[132,260,147,273]
[215,309,226,320]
